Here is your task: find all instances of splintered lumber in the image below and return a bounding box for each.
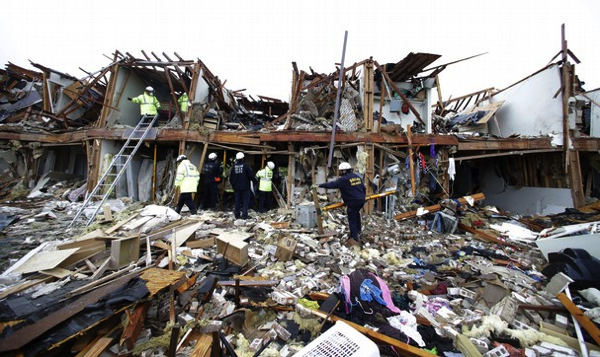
[167,324,181,357]
[394,193,485,220]
[190,333,212,357]
[121,302,150,350]
[312,187,324,234]
[139,268,187,296]
[458,223,518,248]
[169,221,204,247]
[556,292,600,345]
[74,324,121,357]
[176,273,199,294]
[90,257,111,281]
[0,272,137,353]
[309,309,436,357]
[321,190,397,212]
[0,276,53,300]
[217,280,278,287]
[13,248,80,274]
[58,239,106,268]
[105,214,139,235]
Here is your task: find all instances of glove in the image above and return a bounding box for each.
[310,184,318,190]
[127,97,132,101]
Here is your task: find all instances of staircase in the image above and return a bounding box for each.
[68,115,158,228]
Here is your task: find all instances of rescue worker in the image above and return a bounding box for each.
[174,155,200,215]
[177,91,190,116]
[202,152,222,210]
[314,162,366,246]
[256,161,275,213]
[128,86,160,126]
[221,158,235,209]
[229,152,255,219]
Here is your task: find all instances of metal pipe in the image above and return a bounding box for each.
[327,31,348,168]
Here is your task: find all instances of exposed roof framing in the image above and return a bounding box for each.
[385,52,442,82]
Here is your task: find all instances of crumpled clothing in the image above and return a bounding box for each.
[360,279,387,305]
[388,311,426,347]
[448,158,456,181]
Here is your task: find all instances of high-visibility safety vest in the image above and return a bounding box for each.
[132,93,160,115]
[175,160,200,193]
[178,94,190,112]
[256,167,273,192]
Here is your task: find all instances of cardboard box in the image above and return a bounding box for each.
[276,237,297,261]
[216,233,250,266]
[186,236,215,249]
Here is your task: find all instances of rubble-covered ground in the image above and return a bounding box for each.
[1,187,600,357]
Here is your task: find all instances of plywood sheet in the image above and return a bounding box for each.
[462,100,505,124]
[168,221,204,247]
[140,268,187,296]
[14,248,80,274]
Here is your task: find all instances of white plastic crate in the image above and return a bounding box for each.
[293,321,380,357]
[483,345,509,357]
[295,203,317,228]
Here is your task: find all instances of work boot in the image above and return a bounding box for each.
[347,238,360,248]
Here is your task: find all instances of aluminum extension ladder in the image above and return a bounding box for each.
[68,114,158,228]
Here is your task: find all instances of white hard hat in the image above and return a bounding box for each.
[176,155,187,162]
[145,86,154,92]
[267,161,275,170]
[208,153,217,160]
[338,162,352,171]
[236,152,244,160]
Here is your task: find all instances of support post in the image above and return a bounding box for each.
[407,125,416,197]
[327,30,349,168]
[363,59,374,131]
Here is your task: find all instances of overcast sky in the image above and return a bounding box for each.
[1,0,599,101]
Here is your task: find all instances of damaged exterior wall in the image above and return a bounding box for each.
[588,88,600,137]
[0,42,598,215]
[491,65,571,144]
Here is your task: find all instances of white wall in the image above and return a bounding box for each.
[193,76,210,104]
[479,162,573,214]
[588,88,600,137]
[106,67,147,126]
[492,65,568,141]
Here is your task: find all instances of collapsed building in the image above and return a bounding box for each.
[1,27,600,356]
[0,42,598,221]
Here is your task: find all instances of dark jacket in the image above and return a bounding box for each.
[319,171,366,204]
[203,160,222,183]
[229,160,255,190]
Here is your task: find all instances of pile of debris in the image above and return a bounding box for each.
[0,191,599,356]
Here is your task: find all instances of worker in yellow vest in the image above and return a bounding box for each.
[128,86,160,126]
[177,91,190,116]
[256,161,275,213]
[174,155,200,215]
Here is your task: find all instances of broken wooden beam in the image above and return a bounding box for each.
[394,193,485,220]
[190,333,213,357]
[0,272,138,353]
[120,302,150,350]
[556,292,600,346]
[458,223,518,248]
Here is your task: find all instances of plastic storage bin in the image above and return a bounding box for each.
[293,321,380,357]
[295,203,317,228]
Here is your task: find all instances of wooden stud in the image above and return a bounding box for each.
[190,333,213,357]
[120,302,150,350]
[406,124,416,196]
[287,143,294,208]
[167,323,181,357]
[363,59,374,131]
[556,292,600,345]
[364,144,375,214]
[568,150,585,208]
[312,187,324,235]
